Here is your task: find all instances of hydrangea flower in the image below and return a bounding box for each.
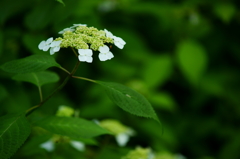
[40,106,85,152]
[121,147,154,159]
[96,119,135,147]
[58,28,75,34]
[113,36,126,49]
[78,49,93,63]
[104,29,126,49]
[50,40,62,55]
[38,23,126,62]
[38,37,53,51]
[98,45,114,61]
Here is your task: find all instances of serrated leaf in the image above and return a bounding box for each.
[176,40,208,86]
[97,81,160,123]
[0,113,31,159]
[12,71,59,87]
[34,116,110,138]
[1,55,61,74]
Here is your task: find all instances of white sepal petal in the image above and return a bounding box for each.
[115,133,129,147]
[40,140,55,152]
[104,29,114,38]
[70,140,85,151]
[99,45,110,53]
[78,49,93,63]
[113,36,126,49]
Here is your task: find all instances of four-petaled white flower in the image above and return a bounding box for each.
[98,45,114,61]
[78,49,93,63]
[104,29,126,49]
[58,28,75,34]
[113,36,126,49]
[50,40,62,55]
[38,37,53,51]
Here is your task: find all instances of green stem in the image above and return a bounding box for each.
[38,86,43,102]
[72,76,96,83]
[71,47,78,57]
[26,61,80,116]
[59,66,71,74]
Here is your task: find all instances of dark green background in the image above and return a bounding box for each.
[0,0,240,158]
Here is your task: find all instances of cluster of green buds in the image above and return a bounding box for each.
[39,106,85,152]
[38,24,126,63]
[122,147,154,159]
[95,119,135,147]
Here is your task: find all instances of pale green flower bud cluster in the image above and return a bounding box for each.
[122,147,154,159]
[58,26,113,51]
[96,119,135,147]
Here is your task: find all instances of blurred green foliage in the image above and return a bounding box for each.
[1,0,240,158]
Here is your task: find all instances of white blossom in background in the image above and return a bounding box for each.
[38,37,53,51]
[121,147,155,159]
[58,27,75,34]
[97,119,135,147]
[40,140,55,152]
[50,40,62,55]
[98,0,117,12]
[98,45,114,61]
[78,49,93,63]
[40,139,85,152]
[70,140,85,151]
[116,129,135,147]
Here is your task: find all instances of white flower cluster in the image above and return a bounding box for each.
[38,24,126,63]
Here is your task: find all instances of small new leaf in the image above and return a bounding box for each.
[1,55,61,74]
[34,116,111,138]
[12,71,59,87]
[0,113,31,159]
[97,81,160,123]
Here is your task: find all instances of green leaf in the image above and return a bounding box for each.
[143,54,173,88]
[0,113,31,159]
[97,81,160,122]
[34,116,110,138]
[176,40,208,86]
[1,55,61,74]
[214,3,236,23]
[12,71,59,87]
[55,0,65,6]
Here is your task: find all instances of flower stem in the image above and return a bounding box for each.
[38,86,43,102]
[59,66,71,74]
[72,76,96,83]
[71,47,78,57]
[26,61,80,116]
